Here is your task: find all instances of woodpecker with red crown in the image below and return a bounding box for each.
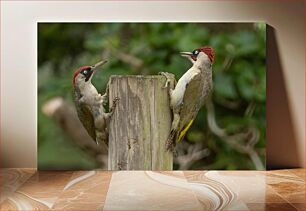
[160,46,214,151]
[73,60,119,147]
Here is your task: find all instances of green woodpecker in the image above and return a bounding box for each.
[160,46,214,151]
[73,60,119,147]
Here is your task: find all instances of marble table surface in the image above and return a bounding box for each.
[0,169,304,210]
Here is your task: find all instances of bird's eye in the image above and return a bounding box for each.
[193,50,199,55]
[83,70,88,75]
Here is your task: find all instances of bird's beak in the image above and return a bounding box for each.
[88,60,108,82]
[180,52,193,58]
[92,60,108,71]
[180,52,196,63]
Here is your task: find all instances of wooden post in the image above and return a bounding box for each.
[108,75,174,170]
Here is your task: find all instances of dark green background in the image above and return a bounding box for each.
[38,23,266,170]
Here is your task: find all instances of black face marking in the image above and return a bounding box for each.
[191,49,200,61]
[192,49,200,56]
[81,68,93,82]
[81,68,91,76]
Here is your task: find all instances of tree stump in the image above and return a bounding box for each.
[108,75,174,170]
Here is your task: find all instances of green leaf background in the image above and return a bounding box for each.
[38,23,266,170]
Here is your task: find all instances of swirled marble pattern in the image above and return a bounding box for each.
[0,169,35,204]
[0,169,304,210]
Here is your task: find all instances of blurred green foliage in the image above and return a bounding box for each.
[38,23,266,170]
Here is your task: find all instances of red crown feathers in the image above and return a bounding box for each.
[199,47,214,64]
[73,66,91,85]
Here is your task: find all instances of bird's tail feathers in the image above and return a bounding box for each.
[166,129,176,152]
[177,119,194,143]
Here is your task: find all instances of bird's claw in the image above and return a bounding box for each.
[108,97,120,115]
[163,83,170,89]
[159,72,174,89]
[113,97,120,106]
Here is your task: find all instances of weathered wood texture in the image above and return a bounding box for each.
[108,75,174,170]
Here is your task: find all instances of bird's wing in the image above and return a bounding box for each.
[176,72,204,142]
[74,92,96,142]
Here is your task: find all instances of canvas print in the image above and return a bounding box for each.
[38,23,266,170]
